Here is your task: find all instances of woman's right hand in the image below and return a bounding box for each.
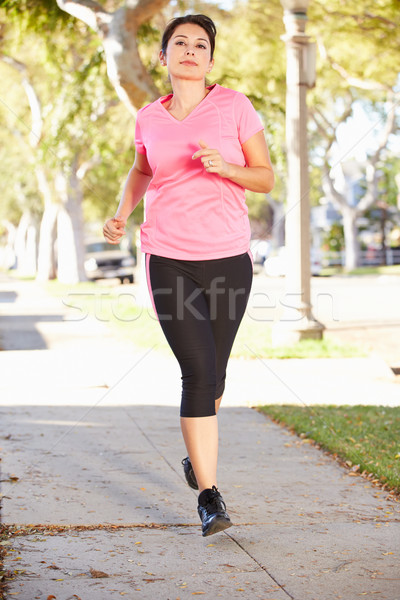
[103,216,127,245]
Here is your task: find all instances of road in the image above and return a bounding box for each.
[249,272,400,369]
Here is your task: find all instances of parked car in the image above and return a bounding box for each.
[84,239,136,283]
[264,246,322,277]
[249,239,271,268]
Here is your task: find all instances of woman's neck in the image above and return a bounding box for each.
[166,78,210,118]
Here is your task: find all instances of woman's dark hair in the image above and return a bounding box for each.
[161,14,217,59]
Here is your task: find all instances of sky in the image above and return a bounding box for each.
[332,101,400,166]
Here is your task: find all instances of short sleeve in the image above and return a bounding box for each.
[233,93,264,145]
[134,110,146,155]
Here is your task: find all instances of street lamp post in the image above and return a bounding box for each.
[272,0,324,345]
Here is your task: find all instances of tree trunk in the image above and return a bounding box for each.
[36,204,58,281]
[36,167,58,281]
[102,6,160,112]
[0,221,17,270]
[342,207,359,271]
[14,211,38,277]
[55,163,87,284]
[56,0,169,112]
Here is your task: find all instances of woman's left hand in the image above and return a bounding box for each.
[192,140,232,178]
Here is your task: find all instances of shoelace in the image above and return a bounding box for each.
[203,485,226,513]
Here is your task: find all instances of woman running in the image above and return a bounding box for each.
[103,14,274,536]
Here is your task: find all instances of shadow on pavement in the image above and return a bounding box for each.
[0,290,17,304]
[0,314,64,351]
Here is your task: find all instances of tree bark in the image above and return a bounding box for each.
[14,211,38,277]
[342,207,359,271]
[55,159,87,284]
[36,167,58,282]
[56,0,169,112]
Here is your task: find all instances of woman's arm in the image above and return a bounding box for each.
[103,152,153,244]
[192,131,275,194]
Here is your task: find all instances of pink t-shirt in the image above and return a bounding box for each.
[135,84,264,260]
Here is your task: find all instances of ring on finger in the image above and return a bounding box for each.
[208,159,214,167]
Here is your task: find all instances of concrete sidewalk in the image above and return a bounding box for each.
[1,275,400,600]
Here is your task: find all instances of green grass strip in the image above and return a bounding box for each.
[258,405,400,493]
[321,264,400,276]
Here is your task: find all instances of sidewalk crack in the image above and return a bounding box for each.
[224,531,296,599]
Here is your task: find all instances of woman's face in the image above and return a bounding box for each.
[160,23,214,82]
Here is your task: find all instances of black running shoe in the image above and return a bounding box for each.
[197,485,232,537]
[181,456,198,490]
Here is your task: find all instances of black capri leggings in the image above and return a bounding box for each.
[146,252,253,418]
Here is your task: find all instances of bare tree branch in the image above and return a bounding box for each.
[371,91,399,162]
[318,9,397,30]
[330,61,388,92]
[310,109,336,154]
[364,12,397,28]
[76,156,101,179]
[310,95,353,163]
[0,54,25,72]
[311,105,333,132]
[127,0,171,27]
[316,36,389,92]
[309,96,356,212]
[0,54,43,147]
[321,164,347,210]
[56,0,111,33]
[357,92,400,214]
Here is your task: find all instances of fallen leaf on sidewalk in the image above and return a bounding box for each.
[46,596,56,600]
[4,475,19,482]
[89,568,109,578]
